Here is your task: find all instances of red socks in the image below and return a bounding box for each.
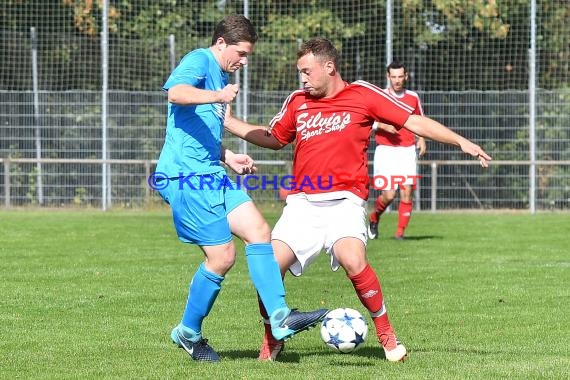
[348,264,393,337]
[370,197,388,223]
[348,264,383,314]
[396,200,412,237]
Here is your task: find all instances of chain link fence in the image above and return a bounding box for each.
[1,1,569,211]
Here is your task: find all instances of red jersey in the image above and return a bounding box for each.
[269,80,413,201]
[374,89,424,147]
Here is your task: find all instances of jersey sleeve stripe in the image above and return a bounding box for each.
[406,90,425,116]
[269,89,304,127]
[353,80,415,113]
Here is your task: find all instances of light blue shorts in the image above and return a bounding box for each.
[158,171,251,246]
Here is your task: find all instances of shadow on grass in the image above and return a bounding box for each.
[349,346,388,360]
[218,346,415,364]
[391,235,442,241]
[290,346,392,365]
[218,349,302,362]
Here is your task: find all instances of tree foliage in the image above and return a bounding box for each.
[1,0,568,91]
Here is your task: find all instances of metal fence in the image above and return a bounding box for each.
[1,89,569,211]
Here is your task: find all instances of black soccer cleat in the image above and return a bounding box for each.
[368,222,379,239]
[176,331,220,362]
[271,308,329,341]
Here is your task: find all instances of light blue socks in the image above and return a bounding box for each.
[245,243,288,318]
[178,263,224,342]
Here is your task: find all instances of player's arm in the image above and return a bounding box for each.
[224,109,285,150]
[413,97,427,156]
[416,136,427,157]
[373,121,398,134]
[167,83,239,105]
[403,115,491,167]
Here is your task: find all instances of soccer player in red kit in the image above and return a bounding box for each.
[225,37,491,362]
[368,61,426,240]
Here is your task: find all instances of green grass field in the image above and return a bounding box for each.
[1,209,569,379]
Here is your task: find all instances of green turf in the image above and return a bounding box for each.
[1,209,568,379]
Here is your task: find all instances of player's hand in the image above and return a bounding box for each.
[460,141,492,168]
[416,137,427,157]
[225,151,257,175]
[218,83,239,103]
[376,122,398,134]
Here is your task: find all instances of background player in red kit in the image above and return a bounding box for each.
[225,37,491,362]
[368,61,426,240]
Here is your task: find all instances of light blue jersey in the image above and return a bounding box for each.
[157,17,301,356]
[156,48,229,177]
[155,47,250,246]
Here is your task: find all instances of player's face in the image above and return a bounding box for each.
[217,38,254,73]
[387,68,407,93]
[297,53,332,98]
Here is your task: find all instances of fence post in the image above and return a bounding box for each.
[528,0,537,214]
[4,159,10,208]
[169,34,176,71]
[101,1,110,210]
[31,27,44,205]
[431,162,437,212]
[144,160,151,204]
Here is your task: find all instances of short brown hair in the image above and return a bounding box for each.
[387,60,407,73]
[211,14,258,46]
[297,37,340,68]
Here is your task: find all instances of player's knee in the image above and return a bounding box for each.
[248,220,271,242]
[216,252,236,273]
[383,191,396,203]
[259,221,271,240]
[207,247,236,274]
[342,259,367,277]
[400,186,413,201]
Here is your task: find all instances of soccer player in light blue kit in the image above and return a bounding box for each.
[155,15,327,362]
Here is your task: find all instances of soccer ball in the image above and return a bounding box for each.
[320,307,368,353]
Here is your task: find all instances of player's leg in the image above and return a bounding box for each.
[329,200,406,362]
[369,145,397,239]
[228,200,288,316]
[255,194,328,360]
[168,177,237,362]
[369,190,396,239]
[394,145,418,239]
[227,189,328,343]
[333,239,406,361]
[396,185,413,239]
[256,240,297,361]
[171,242,235,362]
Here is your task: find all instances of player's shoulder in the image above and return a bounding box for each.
[283,89,309,106]
[351,80,382,91]
[404,89,421,99]
[349,80,387,96]
[179,48,211,67]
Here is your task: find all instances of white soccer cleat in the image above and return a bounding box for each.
[379,329,407,362]
[383,341,407,362]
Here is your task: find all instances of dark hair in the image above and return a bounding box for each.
[387,60,407,73]
[211,14,258,46]
[297,37,341,68]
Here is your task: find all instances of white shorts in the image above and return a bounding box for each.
[372,145,417,190]
[271,194,367,276]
